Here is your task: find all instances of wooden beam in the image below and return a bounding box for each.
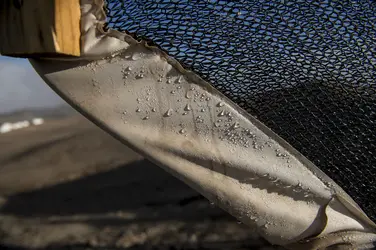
[0,0,81,58]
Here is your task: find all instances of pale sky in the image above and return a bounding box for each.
[0,56,65,114]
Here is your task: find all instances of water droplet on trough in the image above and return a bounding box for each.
[179,128,186,134]
[184,104,192,111]
[218,110,226,117]
[176,76,183,83]
[217,102,224,107]
[230,122,240,129]
[164,109,173,117]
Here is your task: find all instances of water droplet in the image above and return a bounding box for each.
[217,102,224,107]
[176,76,183,83]
[136,73,144,79]
[237,221,242,225]
[132,53,142,60]
[177,86,182,89]
[164,109,173,117]
[140,68,145,73]
[143,116,149,120]
[214,122,221,128]
[218,110,226,117]
[137,98,141,102]
[184,104,192,111]
[177,99,182,102]
[200,108,206,112]
[185,91,192,99]
[157,78,162,82]
[136,108,141,112]
[170,90,176,94]
[167,79,172,84]
[179,128,186,134]
[190,87,196,91]
[151,108,157,112]
[123,111,127,115]
[230,122,240,129]
[183,112,188,115]
[205,97,211,101]
[146,97,150,101]
[125,66,132,71]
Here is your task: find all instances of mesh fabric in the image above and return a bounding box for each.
[103,0,376,221]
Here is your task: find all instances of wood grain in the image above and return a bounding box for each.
[0,0,81,57]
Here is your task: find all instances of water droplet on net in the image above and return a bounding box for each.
[136,108,141,113]
[217,102,224,107]
[151,108,157,112]
[125,66,132,71]
[143,116,149,120]
[170,90,176,94]
[200,108,206,112]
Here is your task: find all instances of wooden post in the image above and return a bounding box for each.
[0,0,81,58]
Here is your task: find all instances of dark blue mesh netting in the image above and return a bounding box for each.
[103,0,376,221]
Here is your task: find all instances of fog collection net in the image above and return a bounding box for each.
[103,0,376,221]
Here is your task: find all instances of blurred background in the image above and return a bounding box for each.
[0,56,274,249]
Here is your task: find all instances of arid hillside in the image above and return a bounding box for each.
[0,111,275,250]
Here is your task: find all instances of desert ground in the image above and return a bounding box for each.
[0,108,278,250]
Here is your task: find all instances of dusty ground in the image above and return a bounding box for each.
[0,112,278,250]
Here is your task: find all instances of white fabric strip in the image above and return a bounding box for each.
[29,0,376,248]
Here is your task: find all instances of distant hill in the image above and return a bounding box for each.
[0,105,78,124]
